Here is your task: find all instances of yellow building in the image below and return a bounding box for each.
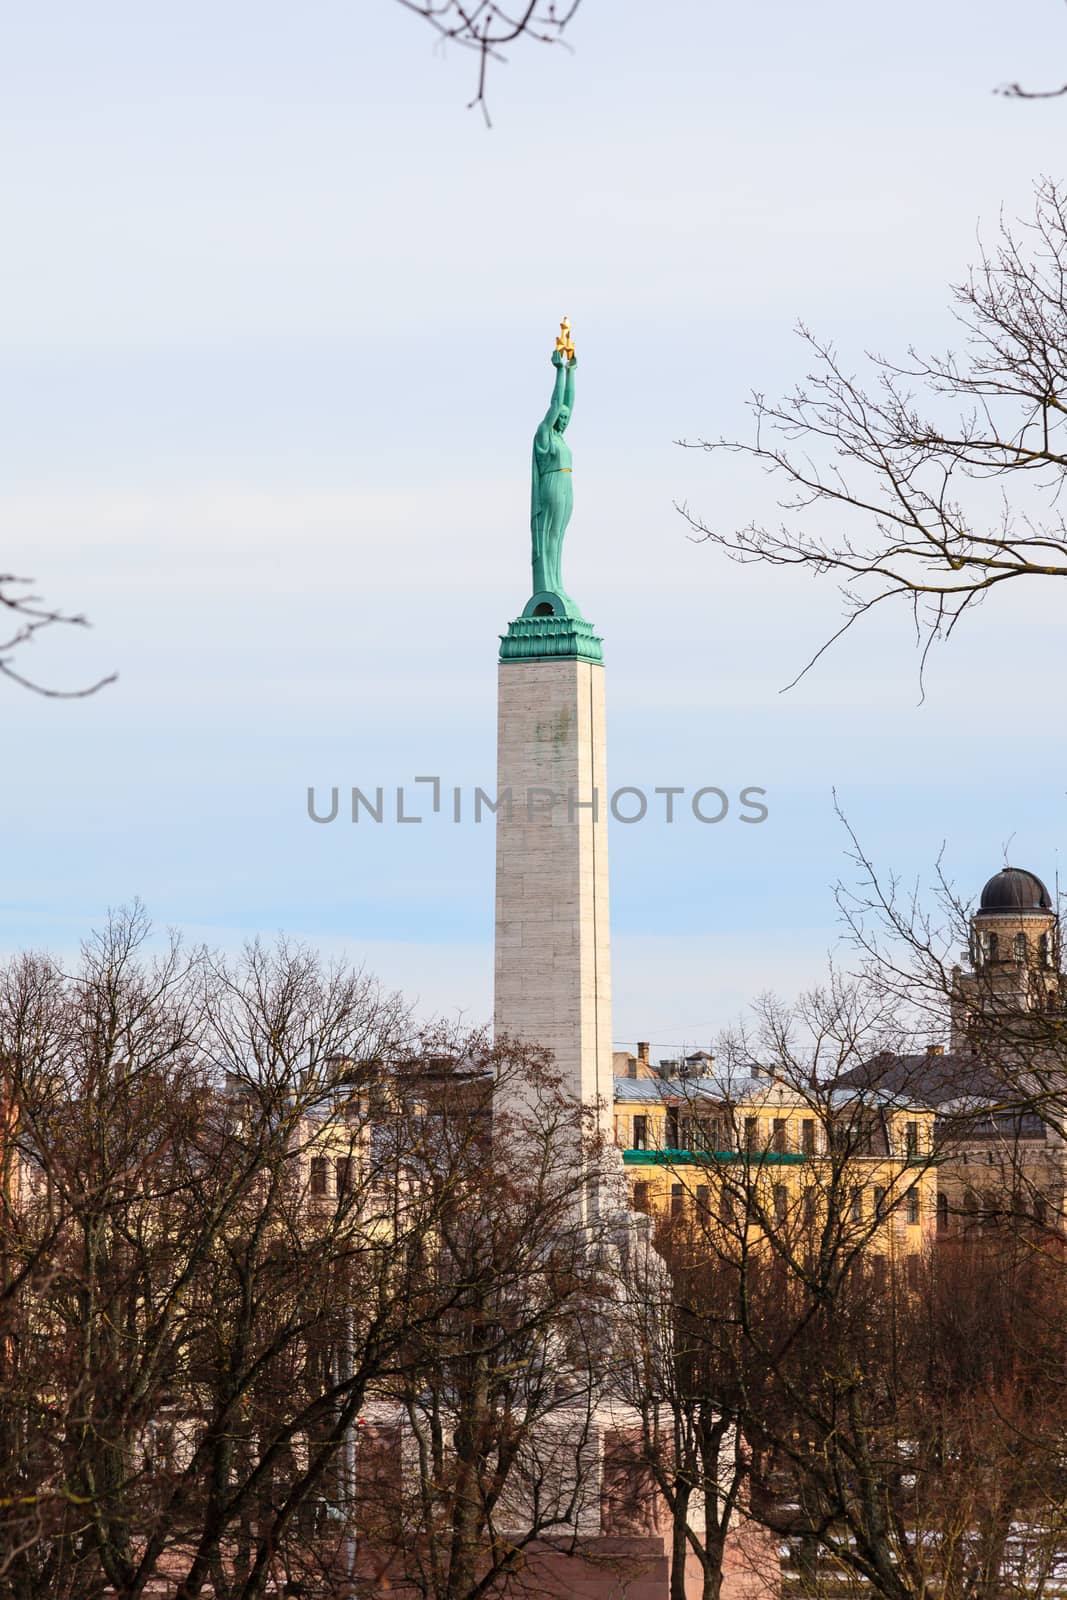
[612,1064,938,1268]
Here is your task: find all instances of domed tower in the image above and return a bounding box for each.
[950,866,1061,1050]
[973,867,1056,968]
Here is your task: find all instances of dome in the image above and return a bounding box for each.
[978,866,1052,914]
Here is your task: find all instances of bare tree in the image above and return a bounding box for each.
[613,978,938,1600]
[0,911,624,1600]
[623,976,1067,1600]
[0,911,420,1598]
[355,1049,659,1600]
[369,1055,618,1600]
[0,918,424,1592]
[394,0,582,119]
[616,1222,754,1600]
[682,179,1067,690]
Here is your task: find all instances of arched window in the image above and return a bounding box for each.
[988,932,999,962]
[1039,932,1051,968]
[1014,932,1028,963]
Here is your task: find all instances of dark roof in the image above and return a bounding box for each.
[978,866,1052,914]
[838,1052,1003,1107]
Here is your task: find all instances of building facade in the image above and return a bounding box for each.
[612,1069,938,1266]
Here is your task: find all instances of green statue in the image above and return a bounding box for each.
[501,319,602,661]
[529,319,577,612]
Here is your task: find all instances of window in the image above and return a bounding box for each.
[988,932,999,962]
[905,1121,919,1158]
[671,1183,685,1219]
[632,1114,648,1151]
[802,1189,817,1226]
[744,1116,759,1153]
[773,1184,788,1225]
[906,1187,920,1226]
[873,1185,887,1221]
[802,1118,816,1156]
[1014,932,1028,963]
[707,1114,729,1152]
[633,1180,650,1215]
[905,1253,920,1289]
[937,1192,949,1231]
[773,1119,788,1154]
[1034,1193,1048,1227]
[871,1255,887,1292]
[310,1156,329,1196]
[696,1184,710,1214]
[720,1186,736,1226]
[851,1117,874,1157]
[335,1156,352,1197]
[851,1187,864,1223]
[1039,932,1052,968]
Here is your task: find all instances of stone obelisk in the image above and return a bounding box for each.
[493,321,613,1140]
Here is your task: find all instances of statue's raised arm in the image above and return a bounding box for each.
[536,348,569,447]
[563,346,576,416]
[529,319,577,610]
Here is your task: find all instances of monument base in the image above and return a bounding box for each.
[500,611,604,664]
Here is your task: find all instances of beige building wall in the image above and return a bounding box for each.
[493,658,613,1138]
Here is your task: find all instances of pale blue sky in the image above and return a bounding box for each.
[2,1,1066,1049]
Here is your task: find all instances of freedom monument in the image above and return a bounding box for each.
[494,319,614,1142]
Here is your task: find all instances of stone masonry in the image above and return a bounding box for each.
[493,656,613,1139]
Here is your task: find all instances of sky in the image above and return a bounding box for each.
[2,0,1067,1056]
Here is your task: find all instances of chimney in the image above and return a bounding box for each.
[637,1041,650,1068]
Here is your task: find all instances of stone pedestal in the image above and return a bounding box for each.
[493,646,613,1141]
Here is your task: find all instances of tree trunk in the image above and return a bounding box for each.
[670,1480,691,1600]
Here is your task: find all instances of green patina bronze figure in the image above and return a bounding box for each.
[530,318,577,611]
[501,318,602,661]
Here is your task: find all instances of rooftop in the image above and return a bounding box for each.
[978,866,1052,915]
[613,1074,932,1111]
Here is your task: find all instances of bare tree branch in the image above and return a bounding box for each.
[682,178,1067,690]
[999,79,1067,100]
[998,4,1067,100]
[0,573,115,698]
[394,0,582,121]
